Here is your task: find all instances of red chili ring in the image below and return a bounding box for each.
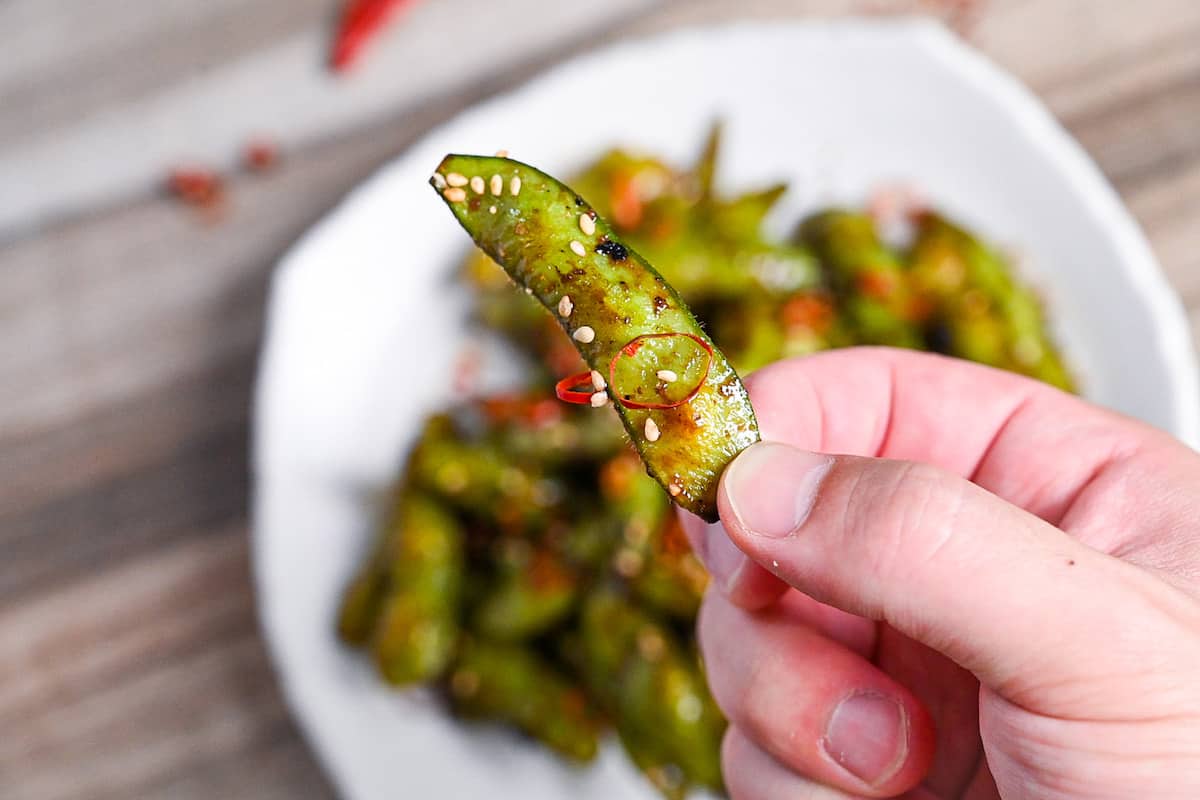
[607,332,713,410]
[554,371,597,405]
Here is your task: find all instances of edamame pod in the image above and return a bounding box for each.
[578,588,725,795]
[909,212,1073,390]
[448,637,600,762]
[471,541,578,641]
[798,209,926,348]
[369,493,464,686]
[433,154,760,522]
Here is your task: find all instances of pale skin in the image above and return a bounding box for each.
[679,348,1200,800]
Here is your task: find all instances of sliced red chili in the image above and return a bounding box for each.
[480,394,563,427]
[607,332,713,410]
[781,294,834,333]
[856,269,899,300]
[167,168,223,206]
[609,171,644,231]
[243,139,280,173]
[554,371,597,405]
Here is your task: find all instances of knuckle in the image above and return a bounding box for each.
[841,460,967,586]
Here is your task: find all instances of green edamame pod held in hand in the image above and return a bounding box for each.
[432,155,760,522]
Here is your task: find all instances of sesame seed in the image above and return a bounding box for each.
[676,695,703,724]
[494,149,509,157]
[469,176,485,194]
[614,548,644,577]
[637,629,665,661]
[510,176,521,196]
[489,205,497,214]
[579,214,596,235]
[569,240,586,257]
[445,172,468,187]
[490,174,503,195]
[656,369,678,383]
[590,370,607,391]
[431,172,447,189]
[668,481,682,497]
[644,418,660,442]
[623,520,651,546]
[572,325,595,343]
[557,295,573,318]
[589,391,608,408]
[443,187,467,202]
[772,560,779,568]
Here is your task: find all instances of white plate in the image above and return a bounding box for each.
[252,19,1200,800]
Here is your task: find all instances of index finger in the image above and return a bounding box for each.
[746,347,1150,525]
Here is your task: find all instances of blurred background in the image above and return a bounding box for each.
[2,1,1198,798]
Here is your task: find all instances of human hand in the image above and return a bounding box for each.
[680,348,1200,799]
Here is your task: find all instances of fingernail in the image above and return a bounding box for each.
[700,520,747,592]
[822,691,908,787]
[724,442,833,538]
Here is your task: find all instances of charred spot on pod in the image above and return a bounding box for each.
[927,322,953,352]
[653,296,668,315]
[595,239,628,261]
[574,196,585,206]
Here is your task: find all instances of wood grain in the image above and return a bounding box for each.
[1,1,1197,798]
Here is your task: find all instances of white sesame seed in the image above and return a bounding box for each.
[443,187,467,202]
[644,418,660,442]
[510,176,521,196]
[656,369,678,383]
[431,172,447,189]
[668,481,682,497]
[469,176,485,194]
[557,295,573,318]
[579,214,596,236]
[489,205,497,214]
[772,560,779,568]
[589,391,608,408]
[490,174,503,195]
[569,240,586,257]
[572,325,595,343]
[494,149,509,157]
[614,548,644,578]
[590,370,607,391]
[637,629,665,661]
[446,172,468,187]
[676,695,703,724]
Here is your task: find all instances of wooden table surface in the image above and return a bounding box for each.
[3,1,1198,798]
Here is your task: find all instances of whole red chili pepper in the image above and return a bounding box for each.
[330,0,421,73]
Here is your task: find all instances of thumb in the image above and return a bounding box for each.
[716,440,1137,694]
